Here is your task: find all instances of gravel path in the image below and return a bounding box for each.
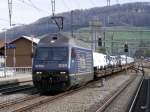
[30,71,134,112]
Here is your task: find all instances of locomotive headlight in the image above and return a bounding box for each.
[60,72,66,74]
[36,72,42,74]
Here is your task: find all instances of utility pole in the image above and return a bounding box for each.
[4,0,13,77]
[111,32,114,55]
[107,0,110,24]
[8,0,13,26]
[51,0,64,31]
[90,21,94,50]
[90,17,101,52]
[116,0,119,4]
[71,11,74,38]
[103,32,105,47]
[31,35,34,67]
[107,0,110,6]
[4,30,7,77]
[90,19,96,51]
[51,0,55,16]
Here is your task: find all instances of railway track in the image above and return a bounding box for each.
[94,73,143,112]
[0,78,111,112]
[128,77,150,112]
[0,92,40,110]
[0,70,136,112]
[0,80,32,89]
[0,83,35,96]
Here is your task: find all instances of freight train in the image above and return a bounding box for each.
[32,33,134,92]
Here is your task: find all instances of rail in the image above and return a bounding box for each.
[0,79,102,112]
[129,78,150,112]
[128,76,144,112]
[95,74,137,112]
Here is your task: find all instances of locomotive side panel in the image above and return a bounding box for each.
[69,47,94,86]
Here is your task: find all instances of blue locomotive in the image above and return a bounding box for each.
[32,33,94,92]
[32,33,134,92]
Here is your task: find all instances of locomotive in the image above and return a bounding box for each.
[32,33,134,92]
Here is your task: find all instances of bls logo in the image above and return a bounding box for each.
[79,54,86,69]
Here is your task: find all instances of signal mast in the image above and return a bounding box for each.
[51,0,64,31]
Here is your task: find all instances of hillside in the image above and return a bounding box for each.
[0,2,150,41]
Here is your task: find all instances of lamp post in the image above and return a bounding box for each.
[30,24,34,67]
[4,29,7,77]
[1,23,25,77]
[1,28,7,77]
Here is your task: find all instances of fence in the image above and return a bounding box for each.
[0,56,4,68]
[0,56,4,77]
[15,67,32,74]
[0,67,32,77]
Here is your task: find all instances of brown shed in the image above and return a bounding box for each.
[6,36,40,67]
[0,40,4,55]
[0,40,4,48]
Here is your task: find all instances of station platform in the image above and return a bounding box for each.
[0,73,32,86]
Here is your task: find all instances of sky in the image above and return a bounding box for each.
[0,0,150,31]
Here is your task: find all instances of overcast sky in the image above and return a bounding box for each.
[0,0,150,31]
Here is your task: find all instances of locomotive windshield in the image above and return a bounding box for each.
[35,47,68,61]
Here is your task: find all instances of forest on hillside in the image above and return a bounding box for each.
[0,2,150,41]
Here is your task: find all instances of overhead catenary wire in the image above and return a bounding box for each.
[17,0,49,14]
[116,0,119,4]
[0,18,9,23]
[7,0,50,28]
[89,0,96,6]
[74,0,81,9]
[61,0,71,11]
[28,0,47,12]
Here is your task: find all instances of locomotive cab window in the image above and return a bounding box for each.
[52,47,68,61]
[35,47,68,61]
[35,48,49,60]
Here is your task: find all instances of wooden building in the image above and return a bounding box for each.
[5,36,40,67]
[0,40,4,55]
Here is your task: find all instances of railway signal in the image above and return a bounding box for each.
[124,43,128,52]
[98,38,102,46]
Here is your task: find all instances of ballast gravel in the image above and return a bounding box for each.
[104,73,142,112]
[30,71,139,112]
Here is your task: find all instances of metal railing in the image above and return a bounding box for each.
[14,67,32,74]
[0,67,32,77]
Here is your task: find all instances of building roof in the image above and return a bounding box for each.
[0,35,40,49]
[8,35,40,44]
[21,35,40,44]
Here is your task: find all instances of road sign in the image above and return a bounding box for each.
[6,44,16,49]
